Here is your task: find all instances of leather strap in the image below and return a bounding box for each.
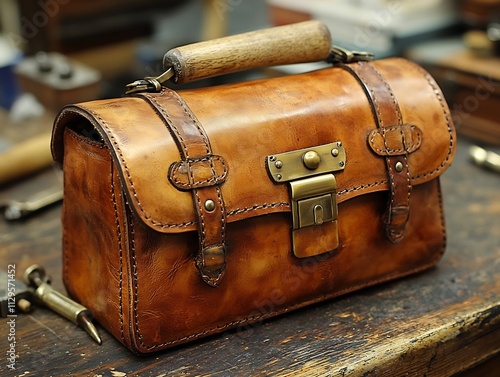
[342,62,411,243]
[137,89,227,287]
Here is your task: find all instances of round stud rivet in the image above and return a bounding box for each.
[275,160,283,169]
[395,161,404,172]
[303,150,321,170]
[276,174,282,181]
[339,161,345,168]
[269,155,276,162]
[205,199,216,211]
[336,141,342,147]
[331,148,339,157]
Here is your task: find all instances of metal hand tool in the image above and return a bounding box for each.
[23,264,102,345]
[0,268,33,317]
[1,188,63,221]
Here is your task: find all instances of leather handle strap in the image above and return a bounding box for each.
[342,62,412,243]
[137,90,227,287]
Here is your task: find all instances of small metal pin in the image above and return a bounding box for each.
[395,161,404,172]
[275,160,283,169]
[331,148,339,157]
[23,265,102,345]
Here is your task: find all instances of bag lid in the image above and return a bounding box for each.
[52,58,456,234]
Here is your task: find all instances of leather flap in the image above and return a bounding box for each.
[52,58,456,234]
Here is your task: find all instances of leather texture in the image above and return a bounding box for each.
[52,57,456,354]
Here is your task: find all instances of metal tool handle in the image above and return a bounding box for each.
[35,283,87,325]
[163,20,332,84]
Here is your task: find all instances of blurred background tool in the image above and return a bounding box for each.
[1,187,63,221]
[470,145,500,174]
[15,52,101,112]
[0,131,53,186]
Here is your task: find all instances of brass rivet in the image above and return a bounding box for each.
[205,199,215,211]
[331,148,339,157]
[275,160,283,169]
[336,141,342,147]
[269,155,276,162]
[339,161,345,168]
[303,150,321,170]
[276,174,282,181]
[395,161,404,172]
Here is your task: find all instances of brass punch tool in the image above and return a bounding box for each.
[23,265,102,345]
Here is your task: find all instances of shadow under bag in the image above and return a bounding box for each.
[51,21,456,353]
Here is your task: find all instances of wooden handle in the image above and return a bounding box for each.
[163,20,332,84]
[0,132,53,185]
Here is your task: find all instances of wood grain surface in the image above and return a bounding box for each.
[0,136,499,376]
[163,21,332,84]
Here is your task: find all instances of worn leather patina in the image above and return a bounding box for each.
[52,57,456,354]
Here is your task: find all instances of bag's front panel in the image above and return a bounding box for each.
[128,179,445,353]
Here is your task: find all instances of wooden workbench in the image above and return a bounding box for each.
[0,134,499,376]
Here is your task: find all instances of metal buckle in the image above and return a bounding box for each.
[327,46,375,64]
[267,142,346,258]
[125,67,175,94]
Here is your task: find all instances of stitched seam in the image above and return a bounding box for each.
[172,95,210,248]
[171,156,228,188]
[227,202,290,216]
[370,64,403,125]
[67,128,106,148]
[62,131,70,289]
[337,180,387,195]
[78,105,191,230]
[364,63,411,232]
[437,180,447,261]
[130,216,146,347]
[111,163,125,343]
[408,125,423,153]
[369,125,421,154]
[145,93,190,159]
[172,91,227,250]
[393,58,455,179]
[216,186,226,242]
[359,65,397,224]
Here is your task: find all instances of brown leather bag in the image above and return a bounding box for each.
[51,21,456,354]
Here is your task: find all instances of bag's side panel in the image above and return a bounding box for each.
[128,179,445,353]
[62,129,131,348]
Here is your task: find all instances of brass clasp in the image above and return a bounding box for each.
[267,142,346,258]
[125,67,175,94]
[327,46,374,64]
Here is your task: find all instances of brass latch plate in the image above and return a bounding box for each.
[290,175,337,230]
[267,142,346,182]
[266,142,346,258]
